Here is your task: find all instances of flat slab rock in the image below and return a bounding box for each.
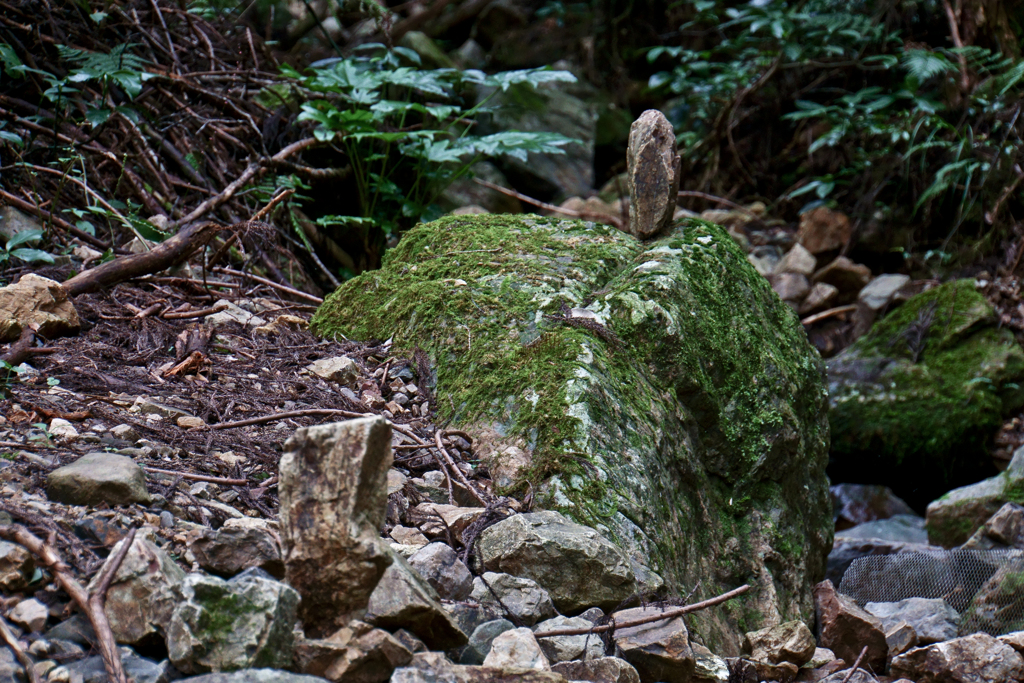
[478,510,635,614]
[310,213,832,653]
[46,452,151,507]
[891,632,1024,682]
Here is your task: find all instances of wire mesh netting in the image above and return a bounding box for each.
[839,549,1024,636]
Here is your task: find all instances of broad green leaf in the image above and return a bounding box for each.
[6,229,43,249]
[9,248,55,264]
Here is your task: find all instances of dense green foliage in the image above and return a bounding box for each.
[644,0,1024,260]
[276,48,577,242]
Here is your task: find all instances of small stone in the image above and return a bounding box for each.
[885,620,918,660]
[188,517,283,579]
[797,206,852,254]
[807,647,837,668]
[130,398,193,421]
[460,619,515,665]
[743,620,816,666]
[552,657,641,683]
[33,661,57,679]
[73,516,127,549]
[0,539,34,591]
[691,643,729,683]
[89,535,184,646]
[48,418,79,442]
[612,607,695,683]
[65,648,178,683]
[306,356,359,385]
[46,453,151,507]
[0,274,80,342]
[390,527,428,547]
[799,282,839,315]
[775,244,817,276]
[626,110,681,240]
[534,615,604,663]
[160,511,174,528]
[811,257,872,303]
[853,273,912,336]
[166,568,299,674]
[392,392,410,406]
[366,554,468,650]
[771,273,811,303]
[407,542,473,601]
[483,627,551,670]
[864,597,959,645]
[190,482,214,499]
[478,510,636,614]
[814,580,887,673]
[10,597,49,632]
[965,502,1024,549]
[110,424,139,442]
[891,632,1024,683]
[177,416,205,429]
[470,572,555,627]
[205,299,267,327]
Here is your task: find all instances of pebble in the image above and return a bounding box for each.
[11,598,49,632]
[160,511,175,528]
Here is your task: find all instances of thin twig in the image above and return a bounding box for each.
[0,614,38,683]
[678,191,761,218]
[204,408,369,430]
[213,267,324,303]
[142,467,248,486]
[437,431,488,506]
[800,304,858,326]
[0,525,131,683]
[535,584,751,637]
[161,303,228,320]
[941,0,970,94]
[170,139,318,229]
[840,646,869,683]
[472,178,624,229]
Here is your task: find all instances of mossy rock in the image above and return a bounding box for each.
[827,280,1024,510]
[310,214,831,654]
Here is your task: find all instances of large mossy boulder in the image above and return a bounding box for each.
[310,214,831,654]
[827,280,1024,510]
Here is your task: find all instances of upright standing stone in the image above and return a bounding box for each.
[279,417,394,636]
[626,110,680,240]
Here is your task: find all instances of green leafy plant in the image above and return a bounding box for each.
[0,42,150,125]
[280,46,578,241]
[647,0,1024,254]
[1,229,55,267]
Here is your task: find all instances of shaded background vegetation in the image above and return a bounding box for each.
[0,0,1022,290]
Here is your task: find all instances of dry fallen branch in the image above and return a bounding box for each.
[61,189,294,297]
[143,467,247,486]
[62,220,234,297]
[212,267,324,304]
[534,584,751,637]
[0,613,38,683]
[840,645,869,683]
[1,328,36,369]
[0,525,136,683]
[436,430,489,506]
[800,305,857,326]
[472,178,625,230]
[203,408,370,430]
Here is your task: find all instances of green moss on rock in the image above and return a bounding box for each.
[310,214,831,654]
[828,280,1024,509]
